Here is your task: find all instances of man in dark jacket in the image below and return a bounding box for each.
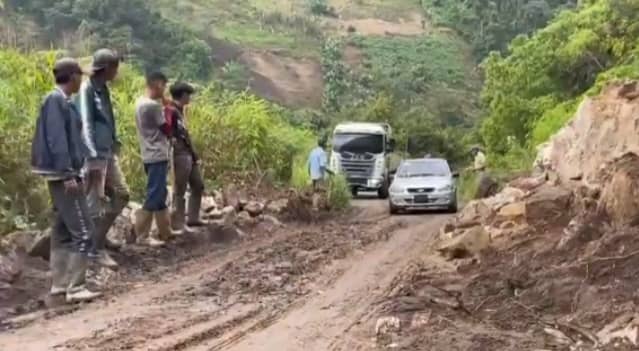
[31,57,101,303]
[167,82,206,233]
[77,48,129,268]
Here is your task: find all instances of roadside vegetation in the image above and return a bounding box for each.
[480,0,639,171]
[0,49,316,234]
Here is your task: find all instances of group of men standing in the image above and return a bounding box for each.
[30,49,206,303]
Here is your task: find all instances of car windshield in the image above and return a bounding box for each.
[397,159,450,177]
[332,133,384,154]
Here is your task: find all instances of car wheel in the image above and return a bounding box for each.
[447,194,458,213]
[389,202,399,215]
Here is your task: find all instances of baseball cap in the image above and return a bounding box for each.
[53,57,85,78]
[91,48,121,72]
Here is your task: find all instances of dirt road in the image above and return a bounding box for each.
[0,199,450,351]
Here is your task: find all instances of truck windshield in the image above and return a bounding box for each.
[397,160,450,177]
[332,133,384,154]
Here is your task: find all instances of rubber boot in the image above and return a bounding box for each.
[186,191,206,227]
[170,198,192,235]
[49,248,70,296]
[135,208,164,247]
[66,252,102,303]
[154,209,173,242]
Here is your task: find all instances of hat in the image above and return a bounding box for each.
[91,48,120,72]
[53,57,85,78]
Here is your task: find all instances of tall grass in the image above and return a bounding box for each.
[0,49,314,234]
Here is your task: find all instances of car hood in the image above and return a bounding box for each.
[392,176,452,189]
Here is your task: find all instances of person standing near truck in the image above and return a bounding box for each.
[77,48,129,269]
[133,71,172,246]
[31,58,101,303]
[308,138,333,192]
[166,82,206,234]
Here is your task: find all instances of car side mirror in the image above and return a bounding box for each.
[452,172,460,178]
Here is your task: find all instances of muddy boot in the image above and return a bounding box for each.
[49,248,70,297]
[136,208,165,247]
[171,202,192,235]
[154,208,173,241]
[95,250,119,269]
[134,208,153,240]
[186,192,206,227]
[66,252,102,303]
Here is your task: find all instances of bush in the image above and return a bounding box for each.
[327,174,351,211]
[0,49,314,234]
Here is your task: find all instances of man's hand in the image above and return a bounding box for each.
[63,178,80,194]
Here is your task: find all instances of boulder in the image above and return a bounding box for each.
[27,229,51,260]
[223,183,241,210]
[201,196,218,213]
[206,208,224,220]
[1,230,39,253]
[244,201,264,217]
[221,206,237,226]
[498,201,526,219]
[524,184,572,222]
[236,211,257,227]
[266,198,289,214]
[0,251,22,284]
[437,226,490,260]
[598,153,639,226]
[457,200,494,224]
[539,83,639,186]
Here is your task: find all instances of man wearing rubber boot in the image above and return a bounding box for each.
[77,48,129,268]
[167,82,206,234]
[133,71,172,246]
[31,58,101,303]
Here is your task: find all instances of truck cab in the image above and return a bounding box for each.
[329,122,395,198]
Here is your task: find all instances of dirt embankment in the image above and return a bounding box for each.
[365,82,639,350]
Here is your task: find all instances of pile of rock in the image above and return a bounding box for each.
[437,178,572,260]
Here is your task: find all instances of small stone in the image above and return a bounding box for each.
[244,201,264,217]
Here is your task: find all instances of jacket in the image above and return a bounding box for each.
[31,89,85,179]
[76,77,118,159]
[167,102,198,160]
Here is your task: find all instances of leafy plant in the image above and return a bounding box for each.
[327,173,351,211]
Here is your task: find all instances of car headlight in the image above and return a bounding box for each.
[438,184,453,192]
[389,185,404,193]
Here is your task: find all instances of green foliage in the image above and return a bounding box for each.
[321,37,348,112]
[219,61,250,91]
[8,0,212,80]
[308,0,334,17]
[422,0,577,59]
[0,49,314,234]
[480,0,639,157]
[327,174,351,211]
[322,34,480,164]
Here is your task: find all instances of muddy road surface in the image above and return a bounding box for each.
[0,199,450,351]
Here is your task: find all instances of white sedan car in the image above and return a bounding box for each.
[388,158,459,214]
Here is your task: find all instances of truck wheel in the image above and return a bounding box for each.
[378,183,389,199]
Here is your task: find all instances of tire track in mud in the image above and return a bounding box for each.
[45,204,403,351]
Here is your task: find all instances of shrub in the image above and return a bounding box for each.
[327,173,351,211]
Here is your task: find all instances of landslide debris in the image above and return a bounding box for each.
[375,81,639,350]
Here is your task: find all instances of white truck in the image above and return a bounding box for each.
[329,122,396,198]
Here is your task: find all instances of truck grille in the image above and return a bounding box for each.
[338,152,375,179]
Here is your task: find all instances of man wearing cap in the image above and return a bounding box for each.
[76,48,129,268]
[166,82,206,234]
[31,58,102,303]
